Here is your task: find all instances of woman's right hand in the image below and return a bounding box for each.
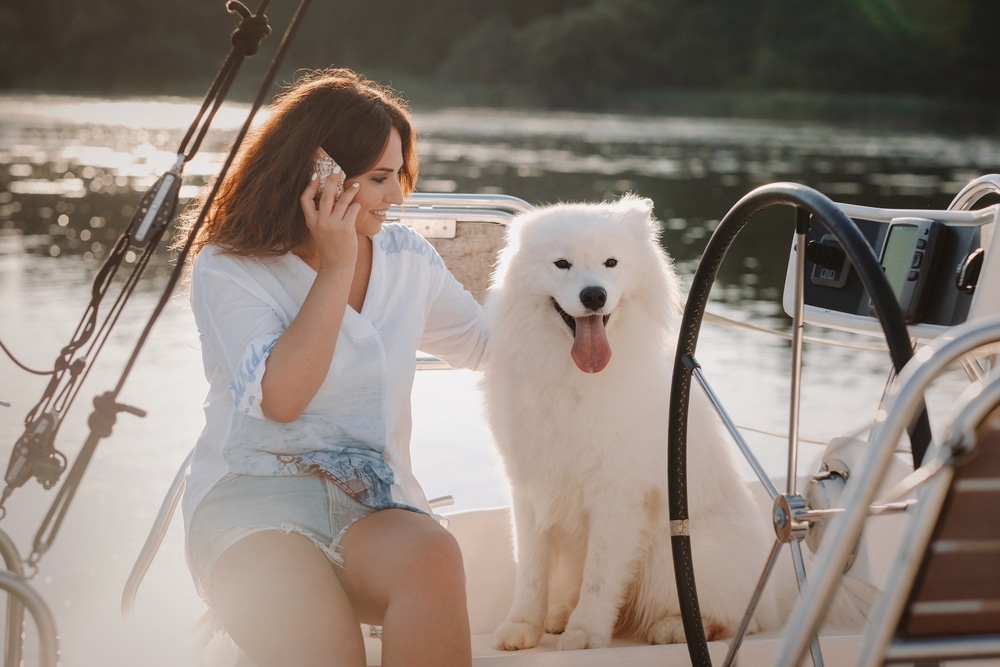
[300,170,362,272]
[265,173,362,423]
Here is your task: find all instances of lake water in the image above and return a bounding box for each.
[0,94,996,665]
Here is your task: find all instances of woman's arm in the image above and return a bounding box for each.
[418,234,490,371]
[259,175,361,422]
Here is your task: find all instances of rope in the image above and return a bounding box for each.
[0,339,51,376]
[0,2,309,566]
[228,1,272,54]
[24,0,313,565]
[29,0,310,565]
[177,1,273,163]
[702,310,888,353]
[112,0,310,395]
[2,1,275,459]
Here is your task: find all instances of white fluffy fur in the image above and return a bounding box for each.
[480,195,781,650]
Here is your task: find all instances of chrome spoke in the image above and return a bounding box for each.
[691,365,781,500]
[791,541,825,667]
[721,539,784,667]
[788,217,808,496]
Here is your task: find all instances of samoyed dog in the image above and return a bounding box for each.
[480,194,782,651]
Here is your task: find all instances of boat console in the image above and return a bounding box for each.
[784,200,999,342]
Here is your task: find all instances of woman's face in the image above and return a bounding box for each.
[344,128,406,237]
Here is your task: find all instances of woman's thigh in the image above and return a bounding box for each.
[189,474,375,666]
[210,530,367,667]
[187,473,374,595]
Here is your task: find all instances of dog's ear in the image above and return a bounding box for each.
[608,193,659,243]
[609,193,654,217]
[631,195,655,216]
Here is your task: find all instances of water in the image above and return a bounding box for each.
[1,94,996,665]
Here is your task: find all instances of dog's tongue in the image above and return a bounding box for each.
[571,315,611,373]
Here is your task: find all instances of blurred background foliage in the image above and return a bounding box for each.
[2,0,997,129]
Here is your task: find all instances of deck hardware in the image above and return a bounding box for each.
[956,247,984,294]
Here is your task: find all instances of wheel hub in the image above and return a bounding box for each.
[772,493,809,543]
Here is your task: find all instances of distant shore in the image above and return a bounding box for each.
[3,76,998,136]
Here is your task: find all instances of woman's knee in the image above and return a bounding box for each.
[406,519,462,564]
[406,525,466,595]
[340,510,468,606]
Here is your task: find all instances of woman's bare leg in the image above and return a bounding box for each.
[338,509,472,667]
[209,530,367,667]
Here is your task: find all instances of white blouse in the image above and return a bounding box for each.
[181,223,489,540]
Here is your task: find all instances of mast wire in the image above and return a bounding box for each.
[0,0,312,561]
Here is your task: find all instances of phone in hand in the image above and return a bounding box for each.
[313,148,344,200]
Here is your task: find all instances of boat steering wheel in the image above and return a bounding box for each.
[667,182,930,667]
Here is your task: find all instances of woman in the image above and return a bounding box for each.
[176,68,486,666]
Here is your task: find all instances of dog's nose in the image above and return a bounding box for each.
[579,286,607,311]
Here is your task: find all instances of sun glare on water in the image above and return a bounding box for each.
[19,96,257,131]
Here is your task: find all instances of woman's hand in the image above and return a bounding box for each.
[300,170,362,272]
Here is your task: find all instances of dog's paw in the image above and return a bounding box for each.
[557,624,611,651]
[702,617,734,641]
[493,621,543,651]
[646,615,685,644]
[646,615,734,644]
[544,603,573,634]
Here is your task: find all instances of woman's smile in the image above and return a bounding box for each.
[347,128,405,236]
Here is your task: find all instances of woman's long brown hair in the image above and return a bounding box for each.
[174,68,419,257]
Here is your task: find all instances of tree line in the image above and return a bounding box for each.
[2,0,997,116]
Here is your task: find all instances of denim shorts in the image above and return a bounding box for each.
[187,472,376,597]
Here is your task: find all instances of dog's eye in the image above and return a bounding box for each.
[554,259,572,270]
[605,258,618,268]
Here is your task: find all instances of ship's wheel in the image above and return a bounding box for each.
[667,182,929,667]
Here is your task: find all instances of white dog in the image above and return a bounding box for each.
[480,194,781,651]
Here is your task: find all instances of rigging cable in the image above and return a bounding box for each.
[1,0,272,517]
[29,0,314,567]
[0,0,310,569]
